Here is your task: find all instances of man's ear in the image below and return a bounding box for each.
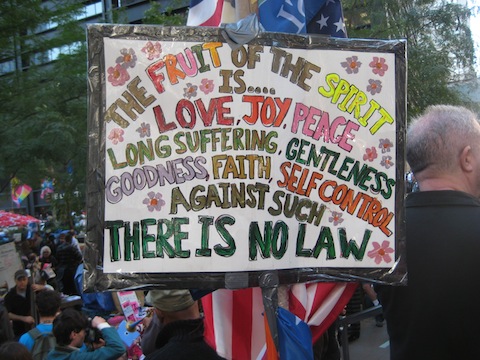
[460,145,474,172]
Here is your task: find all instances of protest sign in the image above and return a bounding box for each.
[85,24,406,291]
[0,241,23,289]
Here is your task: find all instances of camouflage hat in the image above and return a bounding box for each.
[149,289,195,312]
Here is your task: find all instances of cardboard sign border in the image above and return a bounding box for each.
[85,24,407,292]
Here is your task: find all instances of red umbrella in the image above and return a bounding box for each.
[0,210,40,228]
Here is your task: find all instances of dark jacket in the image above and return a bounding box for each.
[4,284,32,338]
[56,243,82,270]
[378,191,480,360]
[146,318,225,360]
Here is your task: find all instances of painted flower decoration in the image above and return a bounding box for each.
[363,147,378,162]
[367,240,394,264]
[379,138,393,153]
[136,122,151,138]
[381,155,394,169]
[108,128,125,145]
[341,56,362,74]
[329,211,344,226]
[369,57,388,76]
[200,78,214,94]
[116,48,137,68]
[183,83,198,99]
[367,79,382,95]
[107,64,130,86]
[143,192,166,212]
[141,41,162,60]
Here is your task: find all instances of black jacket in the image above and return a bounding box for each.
[146,318,225,360]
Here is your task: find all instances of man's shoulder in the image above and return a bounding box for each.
[47,346,79,360]
[18,330,33,346]
[36,323,54,332]
[56,243,66,251]
[147,339,225,360]
[19,325,54,351]
[4,287,20,302]
[407,190,480,207]
[4,287,14,299]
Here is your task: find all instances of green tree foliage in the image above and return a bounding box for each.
[343,0,478,117]
[0,0,86,226]
[143,0,188,26]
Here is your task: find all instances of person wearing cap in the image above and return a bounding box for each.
[145,290,225,360]
[4,269,35,339]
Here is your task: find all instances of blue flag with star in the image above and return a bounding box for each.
[258,0,347,37]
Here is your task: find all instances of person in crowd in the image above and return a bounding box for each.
[0,341,33,360]
[362,283,384,327]
[55,234,82,295]
[145,289,225,360]
[0,302,14,344]
[68,230,82,256]
[39,247,58,290]
[29,232,44,255]
[4,269,36,339]
[139,291,164,356]
[39,246,57,271]
[377,105,480,359]
[47,308,125,360]
[39,234,57,257]
[19,289,61,351]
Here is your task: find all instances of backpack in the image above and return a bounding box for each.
[28,327,56,360]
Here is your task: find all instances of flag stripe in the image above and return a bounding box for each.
[308,283,349,326]
[251,288,267,359]
[232,288,252,359]
[202,293,216,349]
[187,0,225,26]
[212,290,234,358]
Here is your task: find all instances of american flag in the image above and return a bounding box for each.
[202,283,357,359]
[187,0,235,26]
[259,0,346,36]
[187,0,347,37]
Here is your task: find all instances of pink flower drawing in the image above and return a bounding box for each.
[107,64,130,86]
[143,192,166,212]
[363,147,378,162]
[341,56,362,74]
[116,48,137,68]
[200,78,214,94]
[108,128,124,145]
[367,79,382,95]
[369,57,388,76]
[328,211,344,226]
[141,41,162,60]
[367,241,394,264]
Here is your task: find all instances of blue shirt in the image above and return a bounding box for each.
[19,323,53,351]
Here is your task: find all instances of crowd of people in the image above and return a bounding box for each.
[0,270,224,359]
[0,224,226,359]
